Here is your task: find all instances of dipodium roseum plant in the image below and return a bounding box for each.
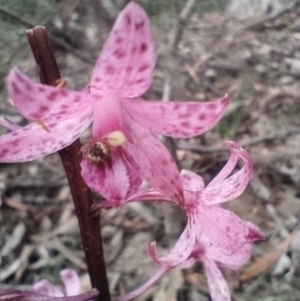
[1,2,229,206]
[113,143,264,301]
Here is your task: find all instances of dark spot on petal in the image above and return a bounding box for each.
[59,89,68,97]
[25,83,32,91]
[39,106,49,114]
[208,103,217,110]
[47,91,58,101]
[38,86,46,93]
[0,148,9,155]
[113,49,126,59]
[106,65,115,75]
[178,112,190,118]
[138,64,149,72]
[173,103,180,110]
[135,79,145,84]
[94,77,101,83]
[180,121,190,128]
[125,14,131,26]
[61,104,69,110]
[115,37,122,44]
[162,159,168,166]
[11,138,20,147]
[74,95,81,103]
[11,82,21,94]
[140,43,147,53]
[198,113,206,120]
[135,21,145,30]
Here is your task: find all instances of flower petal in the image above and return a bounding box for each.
[202,258,231,301]
[60,269,80,296]
[122,94,229,138]
[90,2,155,98]
[122,110,184,205]
[203,142,253,205]
[149,215,197,267]
[7,68,94,121]
[33,280,64,297]
[204,242,252,270]
[0,108,93,163]
[199,206,251,255]
[181,169,205,192]
[115,266,170,301]
[81,148,142,206]
[245,221,265,242]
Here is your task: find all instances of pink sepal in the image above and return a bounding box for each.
[122,94,229,138]
[90,2,155,98]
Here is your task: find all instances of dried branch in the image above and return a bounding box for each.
[0,4,94,65]
[178,126,300,154]
[169,0,197,54]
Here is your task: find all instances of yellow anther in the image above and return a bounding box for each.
[55,78,68,88]
[37,119,51,132]
[104,131,126,147]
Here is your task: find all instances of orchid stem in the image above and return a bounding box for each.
[26,26,111,301]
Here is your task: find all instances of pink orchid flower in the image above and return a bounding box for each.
[1,1,229,206]
[124,142,264,266]
[116,241,253,301]
[33,269,81,297]
[0,269,98,301]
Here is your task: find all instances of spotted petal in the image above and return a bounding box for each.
[198,206,251,255]
[149,214,197,267]
[122,110,184,205]
[122,95,229,138]
[0,108,93,163]
[81,148,142,206]
[7,68,94,121]
[202,258,231,301]
[203,143,253,205]
[204,240,252,270]
[90,2,155,97]
[181,169,205,192]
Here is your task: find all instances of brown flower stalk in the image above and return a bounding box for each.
[26,26,111,301]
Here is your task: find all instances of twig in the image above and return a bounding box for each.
[169,0,197,55]
[0,4,94,65]
[26,26,110,301]
[238,3,297,32]
[178,127,300,154]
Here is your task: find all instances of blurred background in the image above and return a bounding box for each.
[1,0,300,300]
